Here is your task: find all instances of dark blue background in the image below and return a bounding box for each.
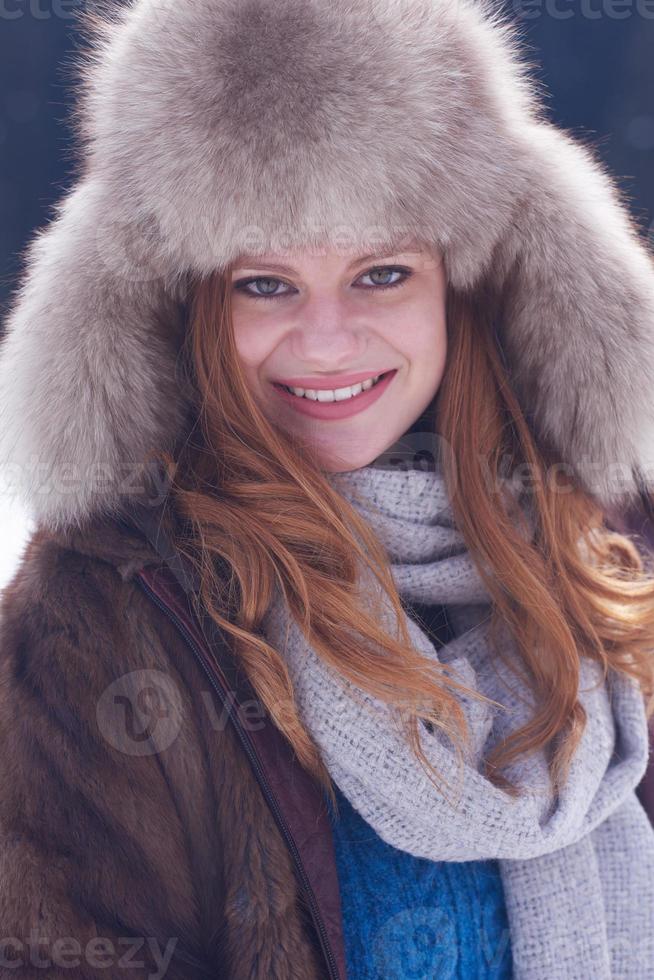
[1,1,653,318]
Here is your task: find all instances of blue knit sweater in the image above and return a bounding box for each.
[327,784,513,979]
[325,600,513,979]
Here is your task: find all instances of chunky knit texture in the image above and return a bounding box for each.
[328,779,512,980]
[261,460,654,979]
[328,596,513,978]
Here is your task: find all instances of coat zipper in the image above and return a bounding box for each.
[136,574,342,980]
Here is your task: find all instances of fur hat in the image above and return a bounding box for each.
[2,0,654,532]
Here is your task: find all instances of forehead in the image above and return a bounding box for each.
[233,238,432,269]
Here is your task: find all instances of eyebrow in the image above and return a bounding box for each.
[232,247,425,275]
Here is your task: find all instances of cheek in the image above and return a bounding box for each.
[231,308,276,374]
[381,299,446,366]
[414,279,448,365]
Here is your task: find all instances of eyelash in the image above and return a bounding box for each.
[233,265,414,302]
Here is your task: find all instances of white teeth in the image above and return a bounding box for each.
[285,374,383,401]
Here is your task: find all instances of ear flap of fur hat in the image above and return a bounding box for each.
[490,120,654,511]
[1,0,654,532]
[0,175,196,533]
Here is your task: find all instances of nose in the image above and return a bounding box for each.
[289,293,367,368]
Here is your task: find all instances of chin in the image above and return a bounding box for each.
[315,443,390,474]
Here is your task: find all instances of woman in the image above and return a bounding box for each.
[1,0,654,977]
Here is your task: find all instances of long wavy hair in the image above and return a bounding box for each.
[154,260,654,811]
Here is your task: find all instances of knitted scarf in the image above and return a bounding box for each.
[260,458,654,980]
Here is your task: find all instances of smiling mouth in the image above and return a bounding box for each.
[274,370,394,401]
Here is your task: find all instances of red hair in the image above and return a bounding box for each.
[153,267,654,811]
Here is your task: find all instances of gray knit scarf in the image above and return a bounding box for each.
[260,458,654,980]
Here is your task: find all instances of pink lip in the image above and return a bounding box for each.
[271,369,397,420]
[273,369,392,390]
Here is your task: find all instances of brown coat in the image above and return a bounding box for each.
[0,508,339,979]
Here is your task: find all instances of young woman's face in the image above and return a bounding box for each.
[230,243,447,472]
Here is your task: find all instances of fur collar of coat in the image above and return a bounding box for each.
[0,509,332,977]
